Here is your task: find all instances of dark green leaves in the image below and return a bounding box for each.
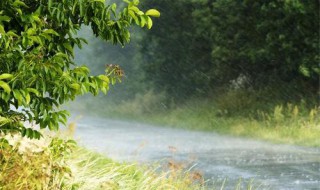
[21,128,42,139]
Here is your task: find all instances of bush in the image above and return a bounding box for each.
[113,90,169,116]
[0,135,76,189]
[214,89,259,117]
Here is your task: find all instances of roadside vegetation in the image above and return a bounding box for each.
[0,133,206,190]
[0,0,318,189]
[69,90,320,147]
[1,132,265,189]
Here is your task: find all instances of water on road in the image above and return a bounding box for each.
[73,116,320,190]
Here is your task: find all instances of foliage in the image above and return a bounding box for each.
[139,0,319,102]
[0,0,159,138]
[73,26,146,102]
[111,90,168,115]
[206,0,319,88]
[0,135,76,189]
[140,0,213,101]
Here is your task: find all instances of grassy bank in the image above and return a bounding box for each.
[139,104,320,147]
[69,90,320,147]
[0,134,206,190]
[126,104,319,147]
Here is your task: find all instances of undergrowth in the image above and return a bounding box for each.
[0,134,76,190]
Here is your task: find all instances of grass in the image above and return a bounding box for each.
[0,134,207,190]
[0,134,75,190]
[66,148,207,190]
[139,103,320,147]
[67,90,320,147]
[0,131,264,190]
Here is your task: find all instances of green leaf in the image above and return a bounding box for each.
[25,92,31,104]
[140,16,146,27]
[12,0,28,8]
[145,9,160,17]
[299,65,310,77]
[98,75,110,85]
[48,0,53,9]
[13,89,23,105]
[0,25,5,34]
[0,16,11,22]
[27,88,40,96]
[111,3,117,15]
[72,1,78,14]
[0,116,10,126]
[0,81,11,93]
[70,83,80,90]
[146,16,153,29]
[129,6,140,13]
[21,128,27,137]
[43,29,59,36]
[128,10,138,22]
[63,43,73,53]
[0,73,13,80]
[7,31,18,37]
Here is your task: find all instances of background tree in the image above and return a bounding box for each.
[0,0,159,138]
[140,0,213,101]
[139,0,319,105]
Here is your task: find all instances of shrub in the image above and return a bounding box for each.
[0,134,76,189]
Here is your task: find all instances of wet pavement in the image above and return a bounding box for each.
[73,116,320,190]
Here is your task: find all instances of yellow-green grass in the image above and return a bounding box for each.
[67,148,207,190]
[67,96,320,147]
[89,96,319,147]
[136,103,320,147]
[0,134,206,190]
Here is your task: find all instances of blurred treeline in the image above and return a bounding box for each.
[74,0,319,116]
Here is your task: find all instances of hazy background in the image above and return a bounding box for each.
[68,0,318,123]
[65,1,319,188]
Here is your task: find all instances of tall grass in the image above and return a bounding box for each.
[142,101,320,147]
[0,134,206,190]
[67,148,206,190]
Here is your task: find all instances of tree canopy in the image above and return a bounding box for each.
[140,0,319,102]
[0,0,159,139]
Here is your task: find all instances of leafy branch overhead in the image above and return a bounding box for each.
[0,0,159,139]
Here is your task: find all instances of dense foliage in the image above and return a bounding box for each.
[0,0,159,138]
[140,0,319,102]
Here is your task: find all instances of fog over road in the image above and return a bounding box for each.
[72,116,320,190]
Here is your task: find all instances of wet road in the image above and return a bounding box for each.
[73,116,320,189]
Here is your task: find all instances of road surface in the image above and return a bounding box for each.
[72,116,320,189]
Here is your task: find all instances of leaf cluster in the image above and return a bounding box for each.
[0,0,159,138]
